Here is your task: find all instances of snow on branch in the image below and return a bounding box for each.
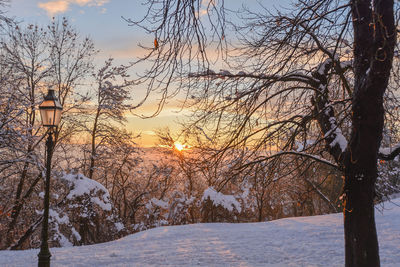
[324,114,347,153]
[188,69,313,84]
[202,187,241,213]
[60,172,112,211]
[295,140,315,152]
[48,209,76,247]
[311,59,348,164]
[378,143,400,160]
[241,151,339,170]
[146,198,169,210]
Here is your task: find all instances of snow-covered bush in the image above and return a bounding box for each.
[142,191,196,228]
[166,191,196,225]
[201,187,241,222]
[49,172,126,246]
[4,172,125,250]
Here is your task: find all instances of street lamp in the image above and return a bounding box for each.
[37,89,62,267]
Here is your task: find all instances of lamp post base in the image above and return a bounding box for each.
[38,251,51,267]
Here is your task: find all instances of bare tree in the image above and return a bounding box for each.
[0,22,51,248]
[0,19,96,249]
[129,0,398,265]
[46,17,97,144]
[83,58,135,180]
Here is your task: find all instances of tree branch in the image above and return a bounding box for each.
[378,143,400,160]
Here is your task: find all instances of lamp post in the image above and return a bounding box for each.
[37,89,62,267]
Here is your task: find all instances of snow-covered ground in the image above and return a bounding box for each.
[1,198,399,267]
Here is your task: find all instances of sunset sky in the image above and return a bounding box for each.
[6,0,287,146]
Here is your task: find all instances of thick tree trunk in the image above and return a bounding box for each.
[315,1,395,265]
[341,1,396,266]
[343,79,383,266]
[344,170,379,266]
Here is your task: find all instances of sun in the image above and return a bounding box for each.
[173,142,184,151]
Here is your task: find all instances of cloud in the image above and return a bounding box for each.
[38,1,69,16]
[198,0,218,17]
[38,0,109,16]
[74,0,92,5]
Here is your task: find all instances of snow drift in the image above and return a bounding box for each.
[0,198,399,266]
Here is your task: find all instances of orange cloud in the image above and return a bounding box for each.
[38,0,109,16]
[38,1,69,16]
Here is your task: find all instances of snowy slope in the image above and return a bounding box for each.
[1,198,399,267]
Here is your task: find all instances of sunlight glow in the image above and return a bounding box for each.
[174,142,184,151]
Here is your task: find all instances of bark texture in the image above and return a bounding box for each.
[343,1,396,266]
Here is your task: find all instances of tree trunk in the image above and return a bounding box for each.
[257,200,263,222]
[89,108,100,180]
[343,82,383,266]
[344,180,379,266]
[344,170,379,266]
[343,80,383,266]
[341,1,396,266]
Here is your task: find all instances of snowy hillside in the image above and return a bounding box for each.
[1,198,399,267]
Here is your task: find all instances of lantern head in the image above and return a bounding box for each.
[39,89,63,128]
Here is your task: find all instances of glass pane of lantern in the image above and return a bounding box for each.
[54,109,62,126]
[41,109,56,126]
[39,108,49,126]
[47,110,55,125]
